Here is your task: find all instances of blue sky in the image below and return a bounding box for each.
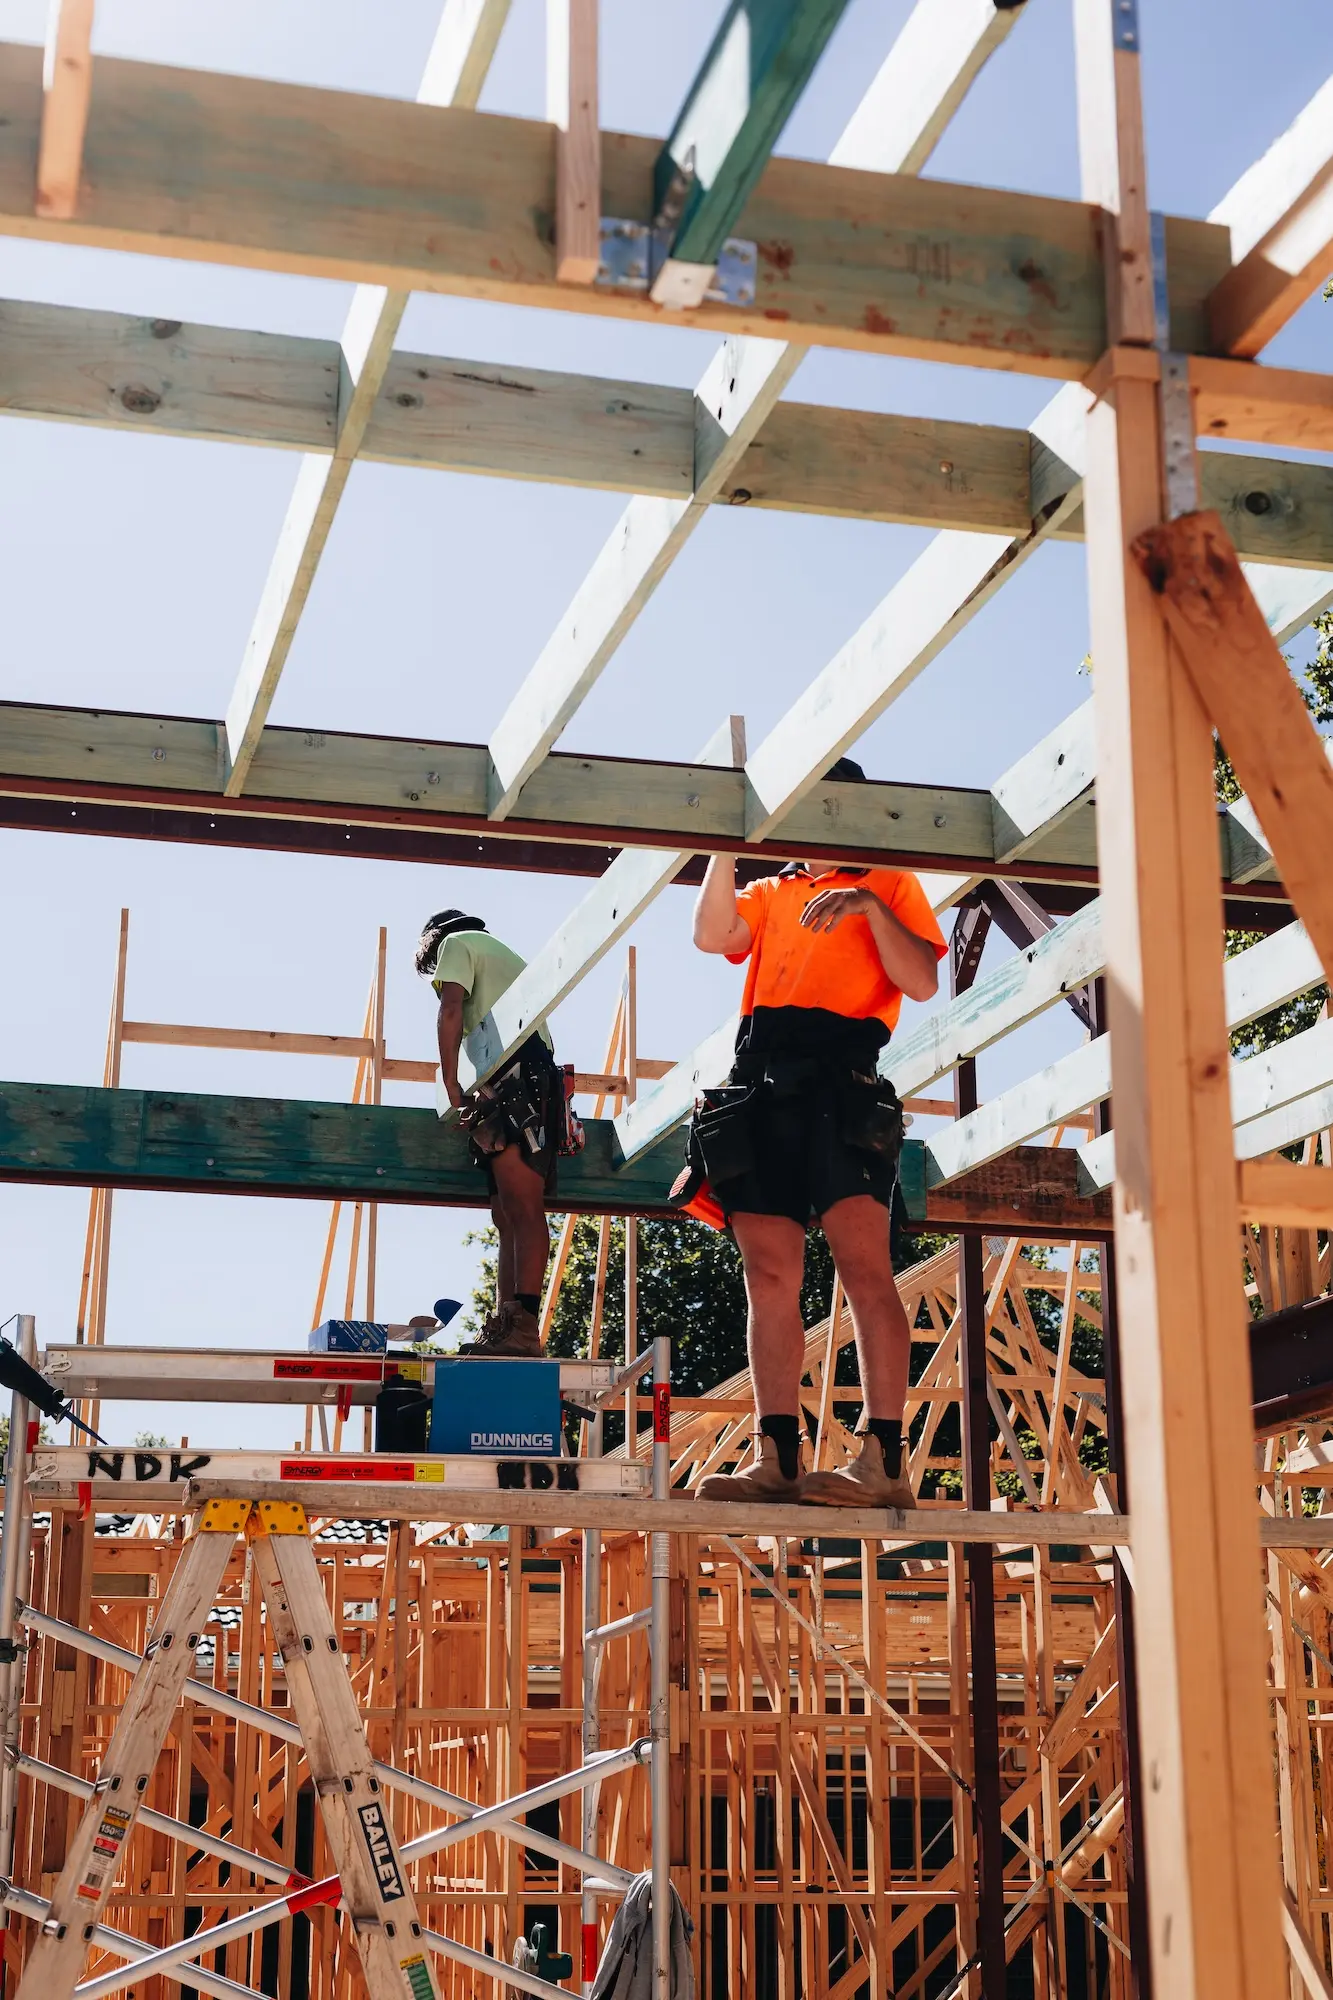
[0,0,1330,1447]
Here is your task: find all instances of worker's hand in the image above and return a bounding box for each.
[445,1078,468,1110]
[799,885,877,933]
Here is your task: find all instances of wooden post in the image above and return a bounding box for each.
[36,0,95,220]
[625,947,639,1457]
[1090,975,1154,1994]
[36,1511,95,1882]
[1074,3,1285,1993]
[542,988,625,1341]
[547,0,600,284]
[364,926,387,1448]
[75,907,127,1437]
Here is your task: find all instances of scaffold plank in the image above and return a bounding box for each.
[22,1457,1131,1540]
[38,1347,630,1406]
[25,1446,649,1501]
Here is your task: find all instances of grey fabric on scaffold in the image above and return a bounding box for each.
[590,1871,695,2000]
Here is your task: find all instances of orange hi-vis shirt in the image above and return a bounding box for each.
[727,864,948,1035]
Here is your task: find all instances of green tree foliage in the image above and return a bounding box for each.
[0,1415,50,1453]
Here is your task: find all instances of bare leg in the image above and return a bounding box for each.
[820,1195,911,1421]
[490,1184,516,1309]
[489,1144,552,1298]
[728,1212,809,1417]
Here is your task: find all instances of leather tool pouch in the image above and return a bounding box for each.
[465,1064,546,1159]
[839,1074,905,1161]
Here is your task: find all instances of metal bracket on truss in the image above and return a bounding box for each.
[1111,0,1140,52]
[594,218,756,310]
[1149,210,1200,519]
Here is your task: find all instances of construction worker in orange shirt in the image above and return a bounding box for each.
[678,758,946,1509]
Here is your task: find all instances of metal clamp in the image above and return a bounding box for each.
[1111,0,1139,51]
[1148,210,1199,519]
[595,217,757,308]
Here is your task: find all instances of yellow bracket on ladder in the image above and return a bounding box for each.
[247,1500,310,1540]
[191,1498,252,1538]
[189,1499,309,1541]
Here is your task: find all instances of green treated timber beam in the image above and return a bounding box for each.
[0,1081,682,1215]
[0,43,1231,378]
[0,1081,1111,1232]
[652,0,853,298]
[0,300,1329,560]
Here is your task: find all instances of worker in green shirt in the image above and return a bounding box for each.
[416,909,571,1358]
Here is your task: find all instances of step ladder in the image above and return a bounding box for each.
[16,1497,442,2000]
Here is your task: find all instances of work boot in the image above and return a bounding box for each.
[799,1433,914,1511]
[459,1302,542,1359]
[695,1433,803,1505]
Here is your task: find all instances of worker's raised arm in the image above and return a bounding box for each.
[435,983,467,1107]
[693,855,752,956]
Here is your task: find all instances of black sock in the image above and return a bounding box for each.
[866,1417,903,1477]
[515,1292,541,1318]
[759,1413,801,1481]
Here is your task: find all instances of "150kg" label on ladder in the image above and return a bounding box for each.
[77,1804,133,1900]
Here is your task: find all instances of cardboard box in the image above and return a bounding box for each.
[309,1320,389,1355]
[429,1358,561,1456]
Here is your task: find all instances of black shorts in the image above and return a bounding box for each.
[467,1035,561,1198]
[713,1082,898,1226]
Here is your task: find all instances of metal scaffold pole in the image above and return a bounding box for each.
[650,1333,672,1997]
[0,1313,36,1900]
[581,1379,605,1996]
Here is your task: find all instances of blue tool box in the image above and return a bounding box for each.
[428,1358,561,1456]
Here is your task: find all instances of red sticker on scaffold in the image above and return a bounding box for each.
[280,1458,414,1482]
[273,1358,384,1381]
[582,1922,599,1981]
[76,1803,132,1900]
[278,1458,445,1484]
[653,1381,671,1442]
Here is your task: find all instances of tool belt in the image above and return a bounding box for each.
[460,1037,585,1165]
[671,1014,904,1230]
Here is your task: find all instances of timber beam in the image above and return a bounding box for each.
[0,43,1233,377]
[3,302,1333,542]
[0,1080,1111,1231]
[0,699,1298,905]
